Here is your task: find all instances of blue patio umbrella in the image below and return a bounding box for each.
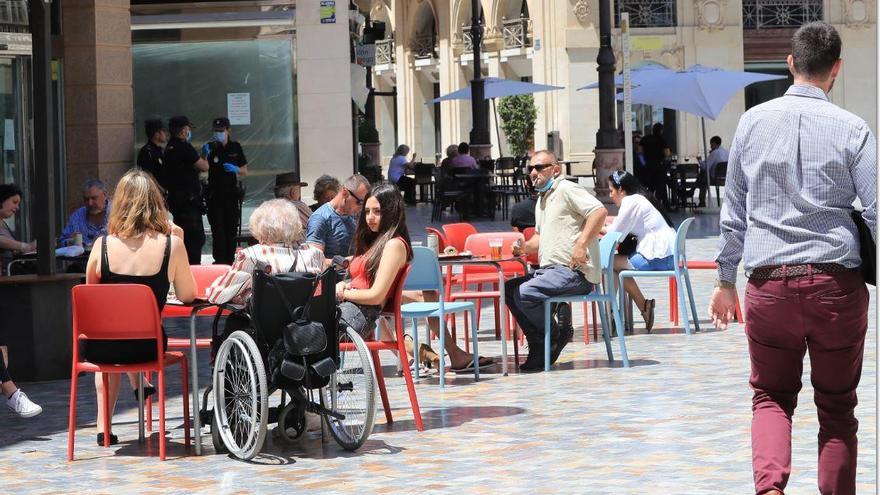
[615,64,787,204]
[577,63,675,91]
[429,77,564,155]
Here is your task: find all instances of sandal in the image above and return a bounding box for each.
[641,299,656,333]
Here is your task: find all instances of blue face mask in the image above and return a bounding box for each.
[185,129,192,142]
[213,131,226,143]
[535,177,555,193]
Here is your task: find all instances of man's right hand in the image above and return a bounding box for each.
[708,287,737,330]
[511,239,524,256]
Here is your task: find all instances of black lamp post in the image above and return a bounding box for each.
[468,1,490,156]
[595,0,617,149]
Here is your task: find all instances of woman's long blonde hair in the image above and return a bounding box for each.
[107,169,171,238]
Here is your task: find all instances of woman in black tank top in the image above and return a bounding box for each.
[82,170,198,446]
[82,234,172,364]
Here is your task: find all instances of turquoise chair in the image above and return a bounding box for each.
[401,246,480,388]
[618,217,700,336]
[542,232,628,371]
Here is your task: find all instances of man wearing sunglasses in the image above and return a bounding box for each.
[306,174,370,264]
[509,150,608,371]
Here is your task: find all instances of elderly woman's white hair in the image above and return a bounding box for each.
[249,198,303,246]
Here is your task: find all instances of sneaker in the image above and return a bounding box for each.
[6,390,42,418]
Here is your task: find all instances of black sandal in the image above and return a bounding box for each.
[642,299,656,333]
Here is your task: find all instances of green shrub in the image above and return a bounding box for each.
[497,94,537,156]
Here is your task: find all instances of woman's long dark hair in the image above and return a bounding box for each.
[352,182,412,283]
[608,170,674,227]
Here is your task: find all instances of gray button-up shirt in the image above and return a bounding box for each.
[716,84,877,283]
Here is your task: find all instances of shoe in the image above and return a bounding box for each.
[519,345,546,372]
[6,390,42,418]
[133,385,156,402]
[554,302,572,333]
[418,344,441,369]
[96,432,119,446]
[641,299,656,333]
[449,356,495,372]
[550,325,573,366]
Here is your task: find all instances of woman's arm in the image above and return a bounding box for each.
[0,235,33,252]
[169,236,198,302]
[342,239,407,306]
[606,196,639,238]
[85,237,102,284]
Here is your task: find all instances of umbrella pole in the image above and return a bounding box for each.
[492,98,503,157]
[701,117,711,206]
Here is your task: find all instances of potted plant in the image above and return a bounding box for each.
[497,94,537,157]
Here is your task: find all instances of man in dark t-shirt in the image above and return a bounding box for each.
[136,119,169,190]
[164,115,209,264]
[204,117,248,265]
[639,123,671,207]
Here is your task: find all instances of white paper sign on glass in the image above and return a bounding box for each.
[227,92,251,126]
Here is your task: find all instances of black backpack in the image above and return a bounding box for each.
[852,210,875,285]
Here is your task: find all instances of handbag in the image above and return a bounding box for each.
[272,260,328,356]
[852,209,875,285]
[617,234,638,257]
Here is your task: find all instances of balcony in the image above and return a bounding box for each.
[501,16,532,49]
[0,0,28,33]
[411,36,438,60]
[375,39,394,65]
[743,0,822,29]
[461,25,487,53]
[614,0,676,28]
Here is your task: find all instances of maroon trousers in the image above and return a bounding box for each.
[745,270,869,495]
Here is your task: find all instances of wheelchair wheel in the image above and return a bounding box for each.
[212,330,268,460]
[321,327,376,451]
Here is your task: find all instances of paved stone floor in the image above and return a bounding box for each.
[1,205,876,494]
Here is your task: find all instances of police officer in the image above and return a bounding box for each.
[164,115,209,264]
[203,117,248,265]
[136,119,169,190]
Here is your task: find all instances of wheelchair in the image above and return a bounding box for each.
[204,267,377,460]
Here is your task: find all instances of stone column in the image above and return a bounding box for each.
[296,0,354,194]
[62,0,134,213]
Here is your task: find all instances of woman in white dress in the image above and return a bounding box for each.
[604,170,677,331]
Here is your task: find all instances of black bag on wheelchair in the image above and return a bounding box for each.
[251,265,339,388]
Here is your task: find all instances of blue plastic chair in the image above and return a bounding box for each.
[541,232,628,371]
[400,246,479,388]
[618,217,700,336]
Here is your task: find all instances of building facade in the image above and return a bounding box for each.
[368,0,876,174]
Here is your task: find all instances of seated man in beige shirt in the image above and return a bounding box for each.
[509,150,607,371]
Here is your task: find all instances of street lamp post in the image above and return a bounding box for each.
[593,0,624,203]
[468,1,491,159]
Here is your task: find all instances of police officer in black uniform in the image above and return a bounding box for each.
[164,115,209,264]
[136,119,169,190]
[203,117,247,265]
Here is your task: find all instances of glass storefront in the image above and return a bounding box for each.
[133,38,296,211]
[0,56,32,240]
[131,1,297,224]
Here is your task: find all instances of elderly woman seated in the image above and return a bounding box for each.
[207,198,325,306]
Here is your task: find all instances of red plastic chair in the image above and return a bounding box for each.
[449,232,526,345]
[341,264,424,431]
[668,260,743,324]
[68,284,190,461]
[441,222,477,252]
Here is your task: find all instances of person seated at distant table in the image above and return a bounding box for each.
[59,178,111,248]
[0,184,36,275]
[388,144,417,204]
[449,142,478,170]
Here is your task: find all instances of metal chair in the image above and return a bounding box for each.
[541,232,629,371]
[710,161,727,207]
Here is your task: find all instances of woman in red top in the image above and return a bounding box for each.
[336,182,492,371]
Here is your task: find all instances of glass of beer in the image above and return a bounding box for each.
[489,238,503,260]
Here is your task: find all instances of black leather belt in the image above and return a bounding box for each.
[748,263,853,280]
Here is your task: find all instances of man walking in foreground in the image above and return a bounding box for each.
[708,22,875,495]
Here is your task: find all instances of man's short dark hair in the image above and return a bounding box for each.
[457,142,470,155]
[710,136,722,147]
[791,22,841,78]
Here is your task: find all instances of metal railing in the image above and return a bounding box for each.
[461,25,486,53]
[743,0,822,29]
[0,0,28,33]
[502,16,532,49]
[614,0,676,28]
[375,39,394,65]
[411,36,438,60]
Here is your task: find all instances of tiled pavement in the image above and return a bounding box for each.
[1,203,875,494]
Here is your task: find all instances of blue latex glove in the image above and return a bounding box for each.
[222,162,240,174]
[201,143,211,156]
